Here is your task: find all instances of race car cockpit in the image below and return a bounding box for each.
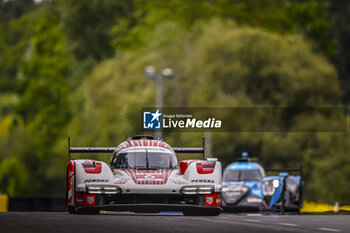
[110,148,178,170]
[223,168,265,181]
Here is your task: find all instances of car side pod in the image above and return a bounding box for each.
[269,175,287,208]
[278,172,289,214]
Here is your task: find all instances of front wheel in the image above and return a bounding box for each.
[76,208,100,215]
[183,209,221,216]
[68,206,76,214]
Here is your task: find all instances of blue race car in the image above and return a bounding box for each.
[222,152,303,212]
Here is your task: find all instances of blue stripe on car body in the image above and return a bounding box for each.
[226,162,263,171]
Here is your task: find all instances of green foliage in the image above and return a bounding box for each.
[192,20,340,106]
[309,135,350,202]
[0,11,36,93]
[0,116,32,195]
[0,4,72,195]
[287,1,335,57]
[16,8,71,153]
[328,0,350,102]
[0,94,19,118]
[74,52,155,145]
[59,0,133,61]
[112,0,333,57]
[0,156,28,195]
[0,0,36,23]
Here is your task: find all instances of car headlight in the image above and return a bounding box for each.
[181,186,214,195]
[87,186,121,194]
[222,185,249,193]
[262,179,279,196]
[87,186,103,194]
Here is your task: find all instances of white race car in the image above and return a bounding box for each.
[67,135,222,215]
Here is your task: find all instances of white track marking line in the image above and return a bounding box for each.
[242,219,261,223]
[247,214,262,217]
[278,223,298,227]
[318,227,342,232]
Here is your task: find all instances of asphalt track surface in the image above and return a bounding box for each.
[0,212,349,233]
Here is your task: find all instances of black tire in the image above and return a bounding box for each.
[68,206,76,214]
[134,210,159,213]
[76,208,100,215]
[183,210,197,216]
[183,209,221,216]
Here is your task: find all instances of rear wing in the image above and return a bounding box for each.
[265,165,303,176]
[68,136,206,161]
[172,147,203,154]
[174,136,205,159]
[265,164,304,189]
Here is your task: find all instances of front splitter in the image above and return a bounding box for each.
[77,203,222,215]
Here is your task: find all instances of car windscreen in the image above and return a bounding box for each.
[111,150,178,169]
[223,169,263,181]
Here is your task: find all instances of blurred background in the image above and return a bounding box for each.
[0,0,349,205]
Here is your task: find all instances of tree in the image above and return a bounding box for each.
[112,0,333,57]
[0,0,36,23]
[0,11,36,93]
[7,6,72,194]
[59,0,133,61]
[328,0,350,102]
[16,8,71,152]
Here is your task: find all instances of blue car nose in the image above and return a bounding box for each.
[222,185,250,204]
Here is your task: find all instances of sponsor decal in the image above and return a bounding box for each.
[191,179,214,183]
[247,197,262,203]
[68,175,74,204]
[216,198,222,204]
[84,179,109,183]
[77,198,83,203]
[222,185,249,192]
[123,169,173,185]
[87,195,95,205]
[137,173,164,182]
[170,179,188,185]
[229,164,255,170]
[114,179,129,184]
[143,110,161,129]
[206,196,214,205]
